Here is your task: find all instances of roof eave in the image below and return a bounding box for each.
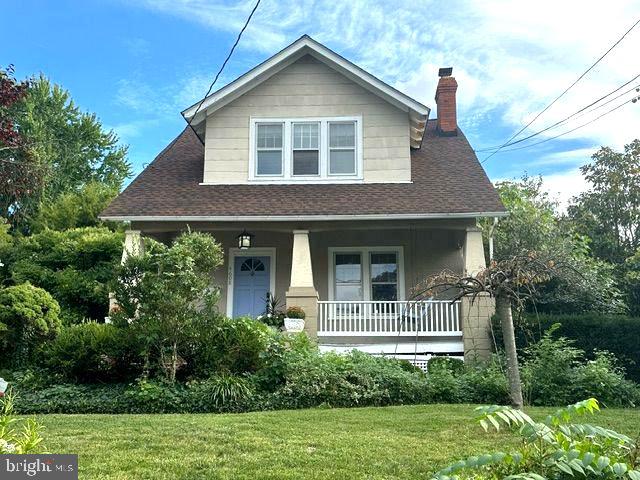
[181,35,430,129]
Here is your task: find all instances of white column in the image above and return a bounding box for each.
[461,226,493,362]
[463,227,487,276]
[121,230,144,264]
[286,230,318,338]
[109,230,145,316]
[289,230,314,288]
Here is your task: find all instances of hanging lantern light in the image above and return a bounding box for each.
[237,230,254,250]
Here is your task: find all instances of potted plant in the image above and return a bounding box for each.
[284,306,306,333]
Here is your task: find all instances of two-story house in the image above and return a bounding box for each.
[101,35,506,364]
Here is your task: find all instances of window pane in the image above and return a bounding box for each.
[335,253,361,283]
[372,284,397,301]
[257,150,282,175]
[293,150,319,175]
[336,284,363,301]
[329,149,355,174]
[257,124,282,149]
[371,253,398,283]
[293,123,319,149]
[329,122,355,148]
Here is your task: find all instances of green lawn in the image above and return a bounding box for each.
[41,405,639,480]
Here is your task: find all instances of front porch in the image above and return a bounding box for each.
[124,218,494,361]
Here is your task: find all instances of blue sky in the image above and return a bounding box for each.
[3,0,639,206]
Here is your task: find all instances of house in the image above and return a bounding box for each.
[101,35,506,363]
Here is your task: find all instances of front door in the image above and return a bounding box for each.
[232,256,271,318]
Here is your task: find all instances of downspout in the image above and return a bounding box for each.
[488,216,498,261]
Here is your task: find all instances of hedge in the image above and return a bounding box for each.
[509,313,640,382]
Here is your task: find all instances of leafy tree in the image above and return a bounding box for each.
[0,282,61,367]
[2,74,130,230]
[569,140,640,264]
[0,66,43,227]
[112,231,224,382]
[31,181,119,232]
[3,227,123,323]
[482,176,625,314]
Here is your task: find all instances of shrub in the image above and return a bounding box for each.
[0,388,45,453]
[433,399,640,480]
[458,357,510,405]
[427,356,465,375]
[0,283,61,367]
[5,227,123,324]
[187,374,254,412]
[190,316,274,377]
[44,323,143,383]
[521,325,640,407]
[285,306,305,319]
[497,313,640,382]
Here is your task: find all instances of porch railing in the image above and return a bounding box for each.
[317,300,462,337]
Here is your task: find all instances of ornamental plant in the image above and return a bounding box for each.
[285,306,306,319]
[432,398,640,480]
[0,387,44,454]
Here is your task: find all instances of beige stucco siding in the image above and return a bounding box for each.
[203,55,411,184]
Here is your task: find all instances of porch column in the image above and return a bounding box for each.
[109,230,145,314]
[286,230,318,338]
[461,227,493,361]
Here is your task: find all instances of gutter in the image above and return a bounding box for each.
[99,211,509,222]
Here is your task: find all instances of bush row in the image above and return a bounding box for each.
[10,331,640,414]
[496,313,640,382]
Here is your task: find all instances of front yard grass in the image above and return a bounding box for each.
[41,404,639,480]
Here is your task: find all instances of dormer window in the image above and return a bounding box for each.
[250,116,362,182]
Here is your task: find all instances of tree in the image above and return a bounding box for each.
[416,253,575,408]
[0,282,61,367]
[482,176,625,314]
[112,231,224,382]
[2,73,131,230]
[568,140,640,264]
[0,66,43,228]
[31,181,119,232]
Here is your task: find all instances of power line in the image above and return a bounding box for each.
[481,17,640,163]
[488,96,638,154]
[476,75,640,153]
[186,0,261,130]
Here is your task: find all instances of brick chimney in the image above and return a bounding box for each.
[435,67,458,136]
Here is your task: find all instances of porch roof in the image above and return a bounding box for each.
[101,120,505,221]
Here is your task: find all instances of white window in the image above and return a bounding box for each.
[292,122,320,176]
[329,122,356,175]
[250,116,362,182]
[329,247,404,301]
[256,123,283,176]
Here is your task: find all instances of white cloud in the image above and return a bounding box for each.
[541,169,590,211]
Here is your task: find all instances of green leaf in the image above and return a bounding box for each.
[627,470,640,480]
[582,452,595,467]
[613,463,628,476]
[556,462,574,476]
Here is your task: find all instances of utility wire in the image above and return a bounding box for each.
[489,96,638,154]
[476,75,640,153]
[481,17,640,164]
[186,0,261,130]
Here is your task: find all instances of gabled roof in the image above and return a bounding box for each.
[100,120,506,221]
[182,35,430,148]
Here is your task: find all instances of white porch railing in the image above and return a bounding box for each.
[317,300,462,337]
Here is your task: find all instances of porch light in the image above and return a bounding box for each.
[237,230,254,250]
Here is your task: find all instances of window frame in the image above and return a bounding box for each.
[249,116,363,183]
[291,121,321,177]
[254,122,284,177]
[327,246,405,301]
[328,121,357,176]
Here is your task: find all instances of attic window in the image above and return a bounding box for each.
[250,116,362,182]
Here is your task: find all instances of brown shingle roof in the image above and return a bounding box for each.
[101,120,505,219]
